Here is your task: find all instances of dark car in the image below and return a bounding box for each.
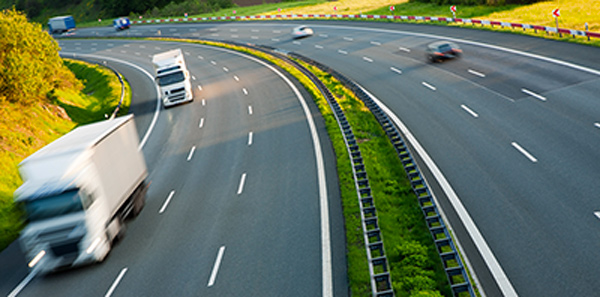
[426,41,462,63]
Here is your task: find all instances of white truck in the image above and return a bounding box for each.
[14,115,148,274]
[152,49,193,107]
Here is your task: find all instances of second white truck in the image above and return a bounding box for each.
[152,49,193,107]
[14,115,147,274]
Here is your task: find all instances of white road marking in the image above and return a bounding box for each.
[337,49,348,55]
[398,46,411,52]
[370,41,381,46]
[75,42,81,45]
[422,81,437,91]
[522,88,547,102]
[187,146,196,161]
[7,270,37,297]
[248,105,253,115]
[315,45,324,49]
[231,35,239,38]
[248,131,253,146]
[159,191,176,213]
[293,41,301,45]
[105,268,128,297]
[273,30,281,33]
[223,67,229,72]
[363,56,373,63]
[199,118,204,128]
[237,173,247,195]
[461,105,479,118]
[207,246,226,287]
[211,33,219,37]
[272,38,280,42]
[184,51,190,56]
[234,75,240,82]
[390,67,402,75]
[210,60,217,65]
[154,46,161,50]
[468,69,487,78]
[319,34,328,38]
[202,99,206,106]
[356,84,517,297]
[192,75,196,80]
[120,50,126,54]
[135,52,141,56]
[343,37,353,41]
[595,122,600,129]
[251,36,259,39]
[251,29,259,32]
[230,28,238,32]
[594,211,600,220]
[511,142,538,163]
[198,85,203,91]
[198,55,204,60]
[243,88,248,95]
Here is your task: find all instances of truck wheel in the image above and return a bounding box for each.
[131,182,147,218]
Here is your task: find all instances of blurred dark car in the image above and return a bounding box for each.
[426,41,462,63]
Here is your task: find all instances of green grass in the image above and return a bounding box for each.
[0,59,131,252]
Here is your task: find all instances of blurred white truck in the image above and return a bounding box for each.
[14,115,148,274]
[152,49,193,107]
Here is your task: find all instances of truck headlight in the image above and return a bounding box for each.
[28,250,46,268]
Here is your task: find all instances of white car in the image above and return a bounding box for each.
[292,25,314,39]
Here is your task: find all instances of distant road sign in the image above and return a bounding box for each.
[451,5,457,13]
[552,8,560,17]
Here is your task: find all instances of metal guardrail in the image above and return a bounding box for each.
[286,53,476,297]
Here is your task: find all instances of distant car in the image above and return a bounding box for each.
[113,17,131,31]
[426,41,462,63]
[292,25,313,39]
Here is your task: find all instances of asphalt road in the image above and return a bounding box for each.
[1,39,347,296]
[68,20,600,297]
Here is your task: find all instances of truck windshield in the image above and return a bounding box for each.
[157,71,185,86]
[24,189,83,222]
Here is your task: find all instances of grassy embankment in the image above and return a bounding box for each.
[0,59,131,251]
[155,37,452,296]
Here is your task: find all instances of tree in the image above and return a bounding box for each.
[0,8,81,106]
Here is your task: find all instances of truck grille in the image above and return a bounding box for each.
[170,87,185,94]
[50,238,82,257]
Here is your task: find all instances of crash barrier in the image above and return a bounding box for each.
[284,52,476,297]
[59,53,126,119]
[134,13,600,40]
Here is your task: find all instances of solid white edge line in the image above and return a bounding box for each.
[207,246,225,287]
[105,268,128,297]
[356,84,517,297]
[159,190,175,213]
[60,52,161,151]
[511,142,538,163]
[468,69,486,78]
[187,146,196,161]
[390,67,402,75]
[237,173,247,195]
[422,81,437,91]
[521,88,547,102]
[185,43,332,296]
[248,131,253,146]
[7,269,37,297]
[461,104,479,118]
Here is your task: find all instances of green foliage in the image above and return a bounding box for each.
[0,8,81,106]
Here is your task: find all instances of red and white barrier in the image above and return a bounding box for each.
[134,14,600,39]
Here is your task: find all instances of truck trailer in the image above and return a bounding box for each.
[48,15,76,34]
[152,49,193,107]
[14,115,148,274]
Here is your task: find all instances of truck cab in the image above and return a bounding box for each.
[152,49,194,107]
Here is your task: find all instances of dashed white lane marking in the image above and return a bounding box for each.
[272,38,280,42]
[192,75,196,80]
[198,85,203,91]
[135,52,140,56]
[187,146,196,161]
[293,41,301,45]
[199,118,204,128]
[521,88,547,102]
[319,34,328,38]
[202,99,206,106]
[223,67,229,72]
[398,46,411,52]
[315,45,324,49]
[251,29,259,32]
[511,142,538,163]
[594,211,600,220]
[338,49,348,55]
[343,37,353,41]
[234,75,240,82]
[243,88,248,95]
[363,57,373,63]
[210,60,217,65]
[390,67,402,75]
[248,105,253,115]
[198,55,204,60]
[461,105,479,118]
[422,82,437,91]
[370,41,381,46]
[468,69,486,78]
[237,173,247,195]
[251,36,259,39]
[595,122,600,129]
[273,30,281,33]
[248,131,253,146]
[230,28,238,32]
[105,268,128,297]
[207,246,226,287]
[159,190,176,213]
